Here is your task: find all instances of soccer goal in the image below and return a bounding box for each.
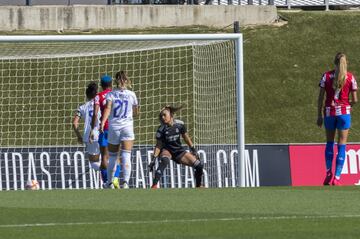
[0,34,244,190]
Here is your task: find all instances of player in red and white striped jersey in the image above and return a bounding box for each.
[90,75,112,184]
[317,53,358,186]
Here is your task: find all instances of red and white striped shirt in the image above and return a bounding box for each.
[319,70,357,116]
[94,88,112,130]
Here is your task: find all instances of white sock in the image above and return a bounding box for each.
[107,152,118,184]
[90,161,100,171]
[122,150,132,184]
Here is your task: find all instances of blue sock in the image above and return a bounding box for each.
[100,168,108,182]
[335,144,346,179]
[114,164,121,178]
[325,141,334,172]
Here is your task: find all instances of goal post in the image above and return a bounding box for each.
[0,34,245,190]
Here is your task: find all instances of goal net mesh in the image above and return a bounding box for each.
[0,39,238,190]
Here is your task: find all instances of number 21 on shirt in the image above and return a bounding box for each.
[113,99,129,118]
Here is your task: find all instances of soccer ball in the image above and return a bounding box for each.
[25,180,40,190]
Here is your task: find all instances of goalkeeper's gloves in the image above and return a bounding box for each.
[148,156,158,172]
[190,146,200,160]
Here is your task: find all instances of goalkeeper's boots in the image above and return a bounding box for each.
[332,178,342,186]
[122,182,129,189]
[112,177,120,189]
[151,184,158,189]
[323,171,333,185]
[103,182,114,189]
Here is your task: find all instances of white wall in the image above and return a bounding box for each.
[0,5,277,31]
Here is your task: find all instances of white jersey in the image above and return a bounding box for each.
[76,100,101,143]
[106,88,138,130]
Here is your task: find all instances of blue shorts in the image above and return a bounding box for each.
[324,115,351,130]
[98,130,108,147]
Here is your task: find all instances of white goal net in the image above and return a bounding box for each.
[0,34,244,190]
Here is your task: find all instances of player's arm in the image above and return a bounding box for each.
[133,105,139,117]
[91,98,99,130]
[182,133,199,158]
[351,91,358,107]
[317,87,325,127]
[153,139,163,158]
[148,139,163,172]
[182,133,194,148]
[132,93,139,117]
[100,100,112,133]
[72,114,83,144]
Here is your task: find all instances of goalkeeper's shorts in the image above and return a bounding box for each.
[169,149,187,164]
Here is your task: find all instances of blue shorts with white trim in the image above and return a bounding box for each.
[324,114,351,130]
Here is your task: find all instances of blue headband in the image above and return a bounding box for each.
[101,75,112,83]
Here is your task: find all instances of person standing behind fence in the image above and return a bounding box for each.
[100,71,139,189]
[317,53,358,186]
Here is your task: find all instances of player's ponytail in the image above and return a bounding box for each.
[159,104,183,122]
[115,70,132,89]
[333,53,347,90]
[167,105,183,116]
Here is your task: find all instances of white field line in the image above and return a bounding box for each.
[1,214,360,228]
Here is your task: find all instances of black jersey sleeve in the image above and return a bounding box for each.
[156,125,164,140]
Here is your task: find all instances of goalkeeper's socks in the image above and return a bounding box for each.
[193,160,204,187]
[325,141,334,171]
[334,144,346,179]
[153,174,160,185]
[100,169,107,183]
[114,164,121,178]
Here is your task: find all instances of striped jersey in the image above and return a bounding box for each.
[319,70,357,116]
[94,88,112,130]
[76,100,101,143]
[106,88,138,129]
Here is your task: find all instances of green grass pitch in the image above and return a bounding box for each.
[1,187,360,239]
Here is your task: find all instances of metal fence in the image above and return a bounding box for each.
[0,0,359,7]
[0,0,110,5]
[202,0,360,8]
